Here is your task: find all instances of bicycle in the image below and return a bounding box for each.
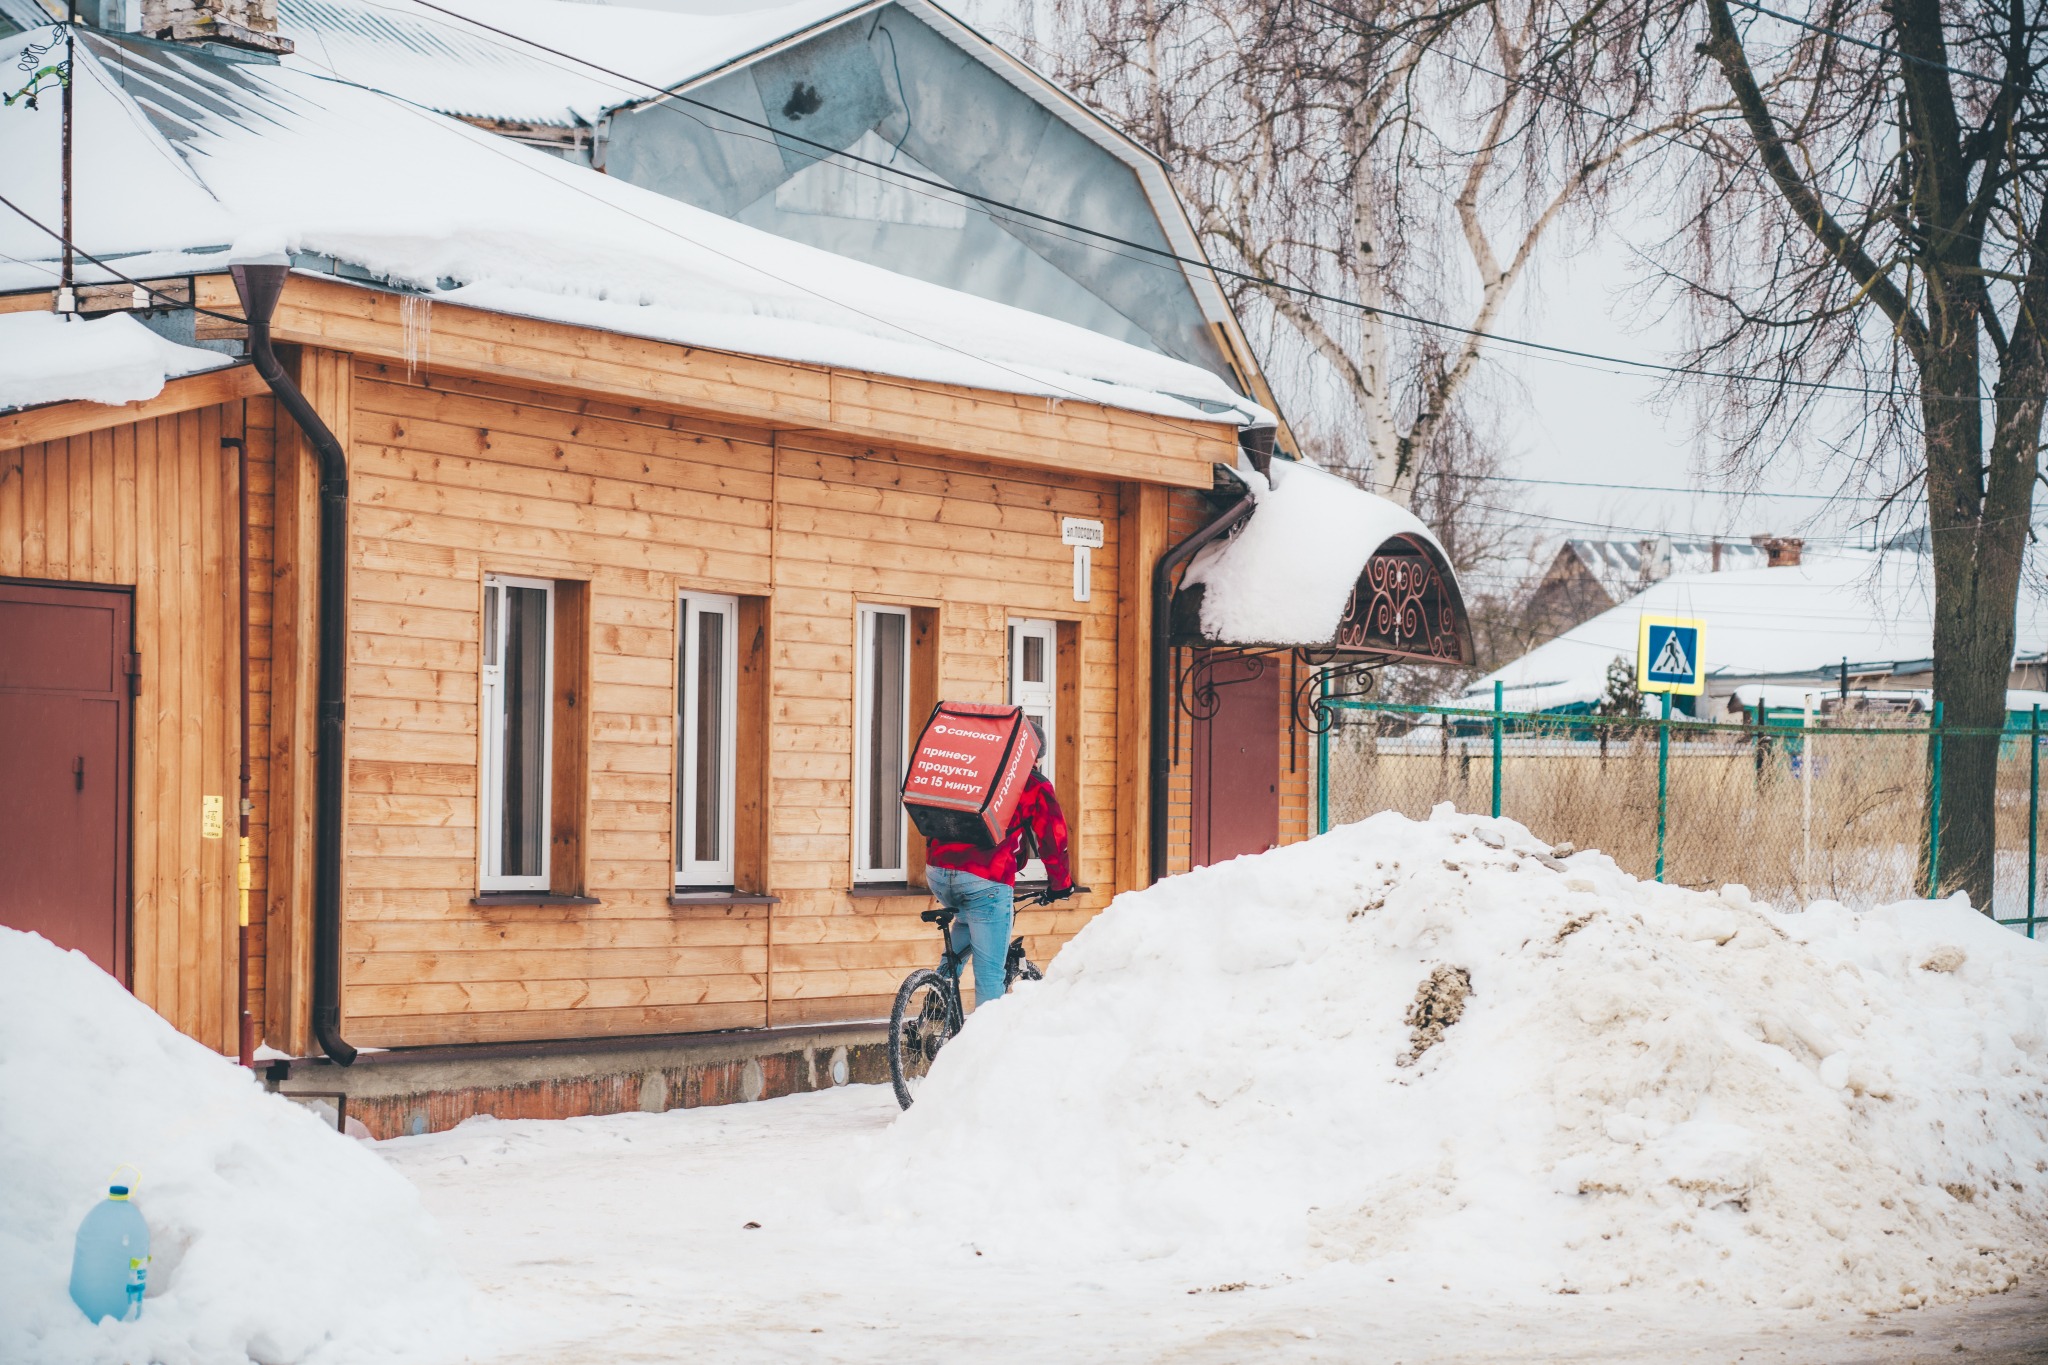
[887,886,1086,1109]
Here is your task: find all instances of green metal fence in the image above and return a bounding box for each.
[1315,686,2045,935]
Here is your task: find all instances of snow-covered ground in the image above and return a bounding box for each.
[384,1083,2048,1364]
[11,805,2048,1362]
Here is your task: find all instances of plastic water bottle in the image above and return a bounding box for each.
[69,1183,151,1325]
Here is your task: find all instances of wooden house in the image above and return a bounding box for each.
[0,3,1470,1088]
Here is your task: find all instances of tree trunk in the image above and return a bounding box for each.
[1921,342,2020,912]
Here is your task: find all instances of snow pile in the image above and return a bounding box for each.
[0,311,231,413]
[859,807,2048,1312]
[1182,459,1444,644]
[0,928,469,1365]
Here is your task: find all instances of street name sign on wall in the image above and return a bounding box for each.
[1062,517,1102,603]
[1637,615,1706,695]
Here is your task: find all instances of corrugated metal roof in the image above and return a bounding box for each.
[274,0,862,126]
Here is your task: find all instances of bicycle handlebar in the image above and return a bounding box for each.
[921,886,1093,920]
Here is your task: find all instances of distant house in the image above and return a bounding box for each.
[1463,545,2046,720]
[1527,536,1775,638]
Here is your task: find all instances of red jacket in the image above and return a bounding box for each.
[926,769,1071,889]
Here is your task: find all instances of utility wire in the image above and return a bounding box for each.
[1291,0,2038,270]
[387,0,1999,406]
[1722,0,2026,90]
[0,189,247,324]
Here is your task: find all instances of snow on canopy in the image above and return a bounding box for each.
[0,27,1267,429]
[274,0,861,127]
[1461,548,2048,713]
[1181,458,1452,646]
[0,311,231,413]
[856,806,2048,1310]
[0,927,469,1364]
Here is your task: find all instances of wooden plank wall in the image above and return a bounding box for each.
[0,404,252,1052]
[331,362,1123,1047]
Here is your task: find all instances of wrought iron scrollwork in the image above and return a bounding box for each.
[1292,654,1381,734]
[1336,549,1462,661]
[1174,646,1286,723]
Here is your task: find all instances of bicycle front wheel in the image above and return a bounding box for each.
[889,968,956,1110]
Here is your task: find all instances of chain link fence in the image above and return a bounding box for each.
[1316,698,2046,931]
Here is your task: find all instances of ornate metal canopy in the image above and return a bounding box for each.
[1170,530,1475,667]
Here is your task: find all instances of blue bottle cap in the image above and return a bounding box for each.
[109,1186,129,1198]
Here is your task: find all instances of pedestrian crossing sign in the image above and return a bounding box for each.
[1636,615,1705,696]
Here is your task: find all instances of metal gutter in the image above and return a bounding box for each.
[231,254,357,1067]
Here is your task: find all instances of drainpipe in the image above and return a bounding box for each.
[1149,494,1254,885]
[221,433,254,1068]
[230,255,357,1067]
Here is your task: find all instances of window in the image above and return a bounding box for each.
[480,574,555,890]
[854,604,911,882]
[1010,618,1057,882]
[676,591,739,888]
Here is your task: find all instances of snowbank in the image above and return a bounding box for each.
[0,928,469,1364]
[0,311,232,413]
[858,808,2048,1313]
[1182,460,1445,645]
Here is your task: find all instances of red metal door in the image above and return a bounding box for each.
[0,584,132,979]
[1189,651,1279,868]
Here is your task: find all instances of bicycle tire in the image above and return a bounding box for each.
[889,968,956,1110]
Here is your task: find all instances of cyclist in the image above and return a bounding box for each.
[924,766,1072,1011]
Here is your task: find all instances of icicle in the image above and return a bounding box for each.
[400,295,432,380]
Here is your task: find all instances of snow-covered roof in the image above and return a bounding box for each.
[1462,550,2048,711]
[273,0,861,127]
[1726,684,2048,715]
[0,309,232,413]
[0,26,1266,429]
[1181,460,1467,653]
[1553,538,1771,604]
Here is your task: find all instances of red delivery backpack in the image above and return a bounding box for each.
[901,701,1043,848]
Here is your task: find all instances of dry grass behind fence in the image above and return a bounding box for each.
[1322,712,2042,915]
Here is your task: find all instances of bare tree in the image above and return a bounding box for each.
[1633,0,2048,908]
[1016,0,1721,507]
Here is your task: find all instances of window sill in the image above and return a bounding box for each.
[668,891,782,906]
[470,892,602,907]
[846,883,930,899]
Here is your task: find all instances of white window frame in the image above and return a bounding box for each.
[1009,618,1057,883]
[479,573,555,892]
[675,590,740,889]
[854,603,912,883]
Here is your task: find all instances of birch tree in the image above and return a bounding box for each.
[1020,0,1717,506]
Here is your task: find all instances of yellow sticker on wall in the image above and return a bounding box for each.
[202,795,224,840]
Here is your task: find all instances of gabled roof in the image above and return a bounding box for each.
[0,24,1265,428]
[1550,538,1771,605]
[261,0,1277,407]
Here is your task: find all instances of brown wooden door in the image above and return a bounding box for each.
[0,584,132,979]
[1189,651,1280,868]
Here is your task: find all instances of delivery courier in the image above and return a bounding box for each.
[901,702,1072,1008]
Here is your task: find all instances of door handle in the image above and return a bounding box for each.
[74,757,85,791]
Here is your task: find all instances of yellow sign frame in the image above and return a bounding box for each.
[1637,615,1706,696]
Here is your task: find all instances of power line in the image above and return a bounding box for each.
[0,189,247,324]
[378,0,1999,407]
[1721,0,2022,90]
[1291,0,2036,269]
[1431,473,1900,502]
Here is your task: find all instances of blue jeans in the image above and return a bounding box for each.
[925,867,1014,1010]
